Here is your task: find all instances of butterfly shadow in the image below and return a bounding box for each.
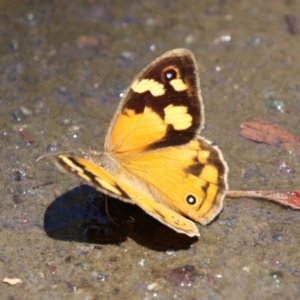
[44,185,198,251]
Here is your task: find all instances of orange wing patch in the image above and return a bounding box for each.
[109,107,167,155]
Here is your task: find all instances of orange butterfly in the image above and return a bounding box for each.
[56,49,228,237]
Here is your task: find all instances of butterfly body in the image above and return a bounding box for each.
[56,49,228,237]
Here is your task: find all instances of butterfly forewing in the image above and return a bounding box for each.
[55,154,200,237]
[105,49,204,156]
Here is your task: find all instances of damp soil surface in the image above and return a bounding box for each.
[1,1,300,299]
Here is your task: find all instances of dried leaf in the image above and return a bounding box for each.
[239,119,300,156]
[227,190,300,209]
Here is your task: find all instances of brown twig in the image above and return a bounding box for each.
[19,130,34,144]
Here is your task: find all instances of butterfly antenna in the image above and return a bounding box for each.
[36,150,80,162]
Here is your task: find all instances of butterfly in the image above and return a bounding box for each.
[55,48,229,237]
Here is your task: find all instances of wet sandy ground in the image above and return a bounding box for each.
[1,0,300,299]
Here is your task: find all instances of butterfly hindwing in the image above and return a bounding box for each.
[120,136,228,225]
